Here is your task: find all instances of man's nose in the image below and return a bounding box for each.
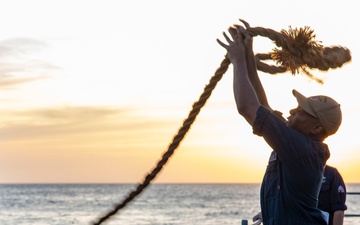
[289,108,295,115]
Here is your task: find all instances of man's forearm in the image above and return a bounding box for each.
[246,51,269,108]
[332,210,344,225]
[233,62,259,125]
[217,25,261,125]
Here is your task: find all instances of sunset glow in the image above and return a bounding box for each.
[1,0,359,184]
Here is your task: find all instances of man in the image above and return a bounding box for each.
[217,25,342,224]
[318,165,347,225]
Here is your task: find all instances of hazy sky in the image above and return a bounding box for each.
[1,0,359,184]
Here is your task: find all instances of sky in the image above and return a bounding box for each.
[0,0,359,184]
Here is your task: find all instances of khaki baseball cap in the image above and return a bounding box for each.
[292,89,342,135]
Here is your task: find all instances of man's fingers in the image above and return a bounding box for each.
[222,31,233,44]
[216,38,227,48]
[233,25,253,50]
[229,27,237,37]
[217,26,249,49]
[239,19,251,29]
[236,25,252,41]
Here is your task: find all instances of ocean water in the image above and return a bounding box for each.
[0,183,359,225]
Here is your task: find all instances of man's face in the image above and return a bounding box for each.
[286,106,320,135]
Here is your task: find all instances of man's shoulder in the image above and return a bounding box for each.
[325,165,339,174]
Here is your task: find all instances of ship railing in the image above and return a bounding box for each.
[241,219,261,225]
[241,192,360,224]
[345,192,360,217]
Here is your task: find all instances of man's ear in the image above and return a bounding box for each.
[311,124,325,135]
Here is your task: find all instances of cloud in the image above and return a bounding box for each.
[0,38,61,88]
[0,38,47,58]
[0,74,49,88]
[0,105,174,141]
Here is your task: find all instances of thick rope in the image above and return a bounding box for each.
[92,19,352,225]
[92,56,231,225]
[238,19,352,83]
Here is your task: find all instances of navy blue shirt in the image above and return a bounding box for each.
[318,165,347,225]
[253,106,330,225]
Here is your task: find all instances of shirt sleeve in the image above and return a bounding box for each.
[252,106,327,176]
[329,168,347,212]
[253,106,305,162]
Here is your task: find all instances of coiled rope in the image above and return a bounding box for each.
[92,19,351,225]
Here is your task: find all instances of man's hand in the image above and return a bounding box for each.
[217,25,249,65]
[253,211,262,222]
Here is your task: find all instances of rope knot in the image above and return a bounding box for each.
[241,19,352,84]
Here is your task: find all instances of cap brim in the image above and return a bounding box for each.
[292,89,317,117]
